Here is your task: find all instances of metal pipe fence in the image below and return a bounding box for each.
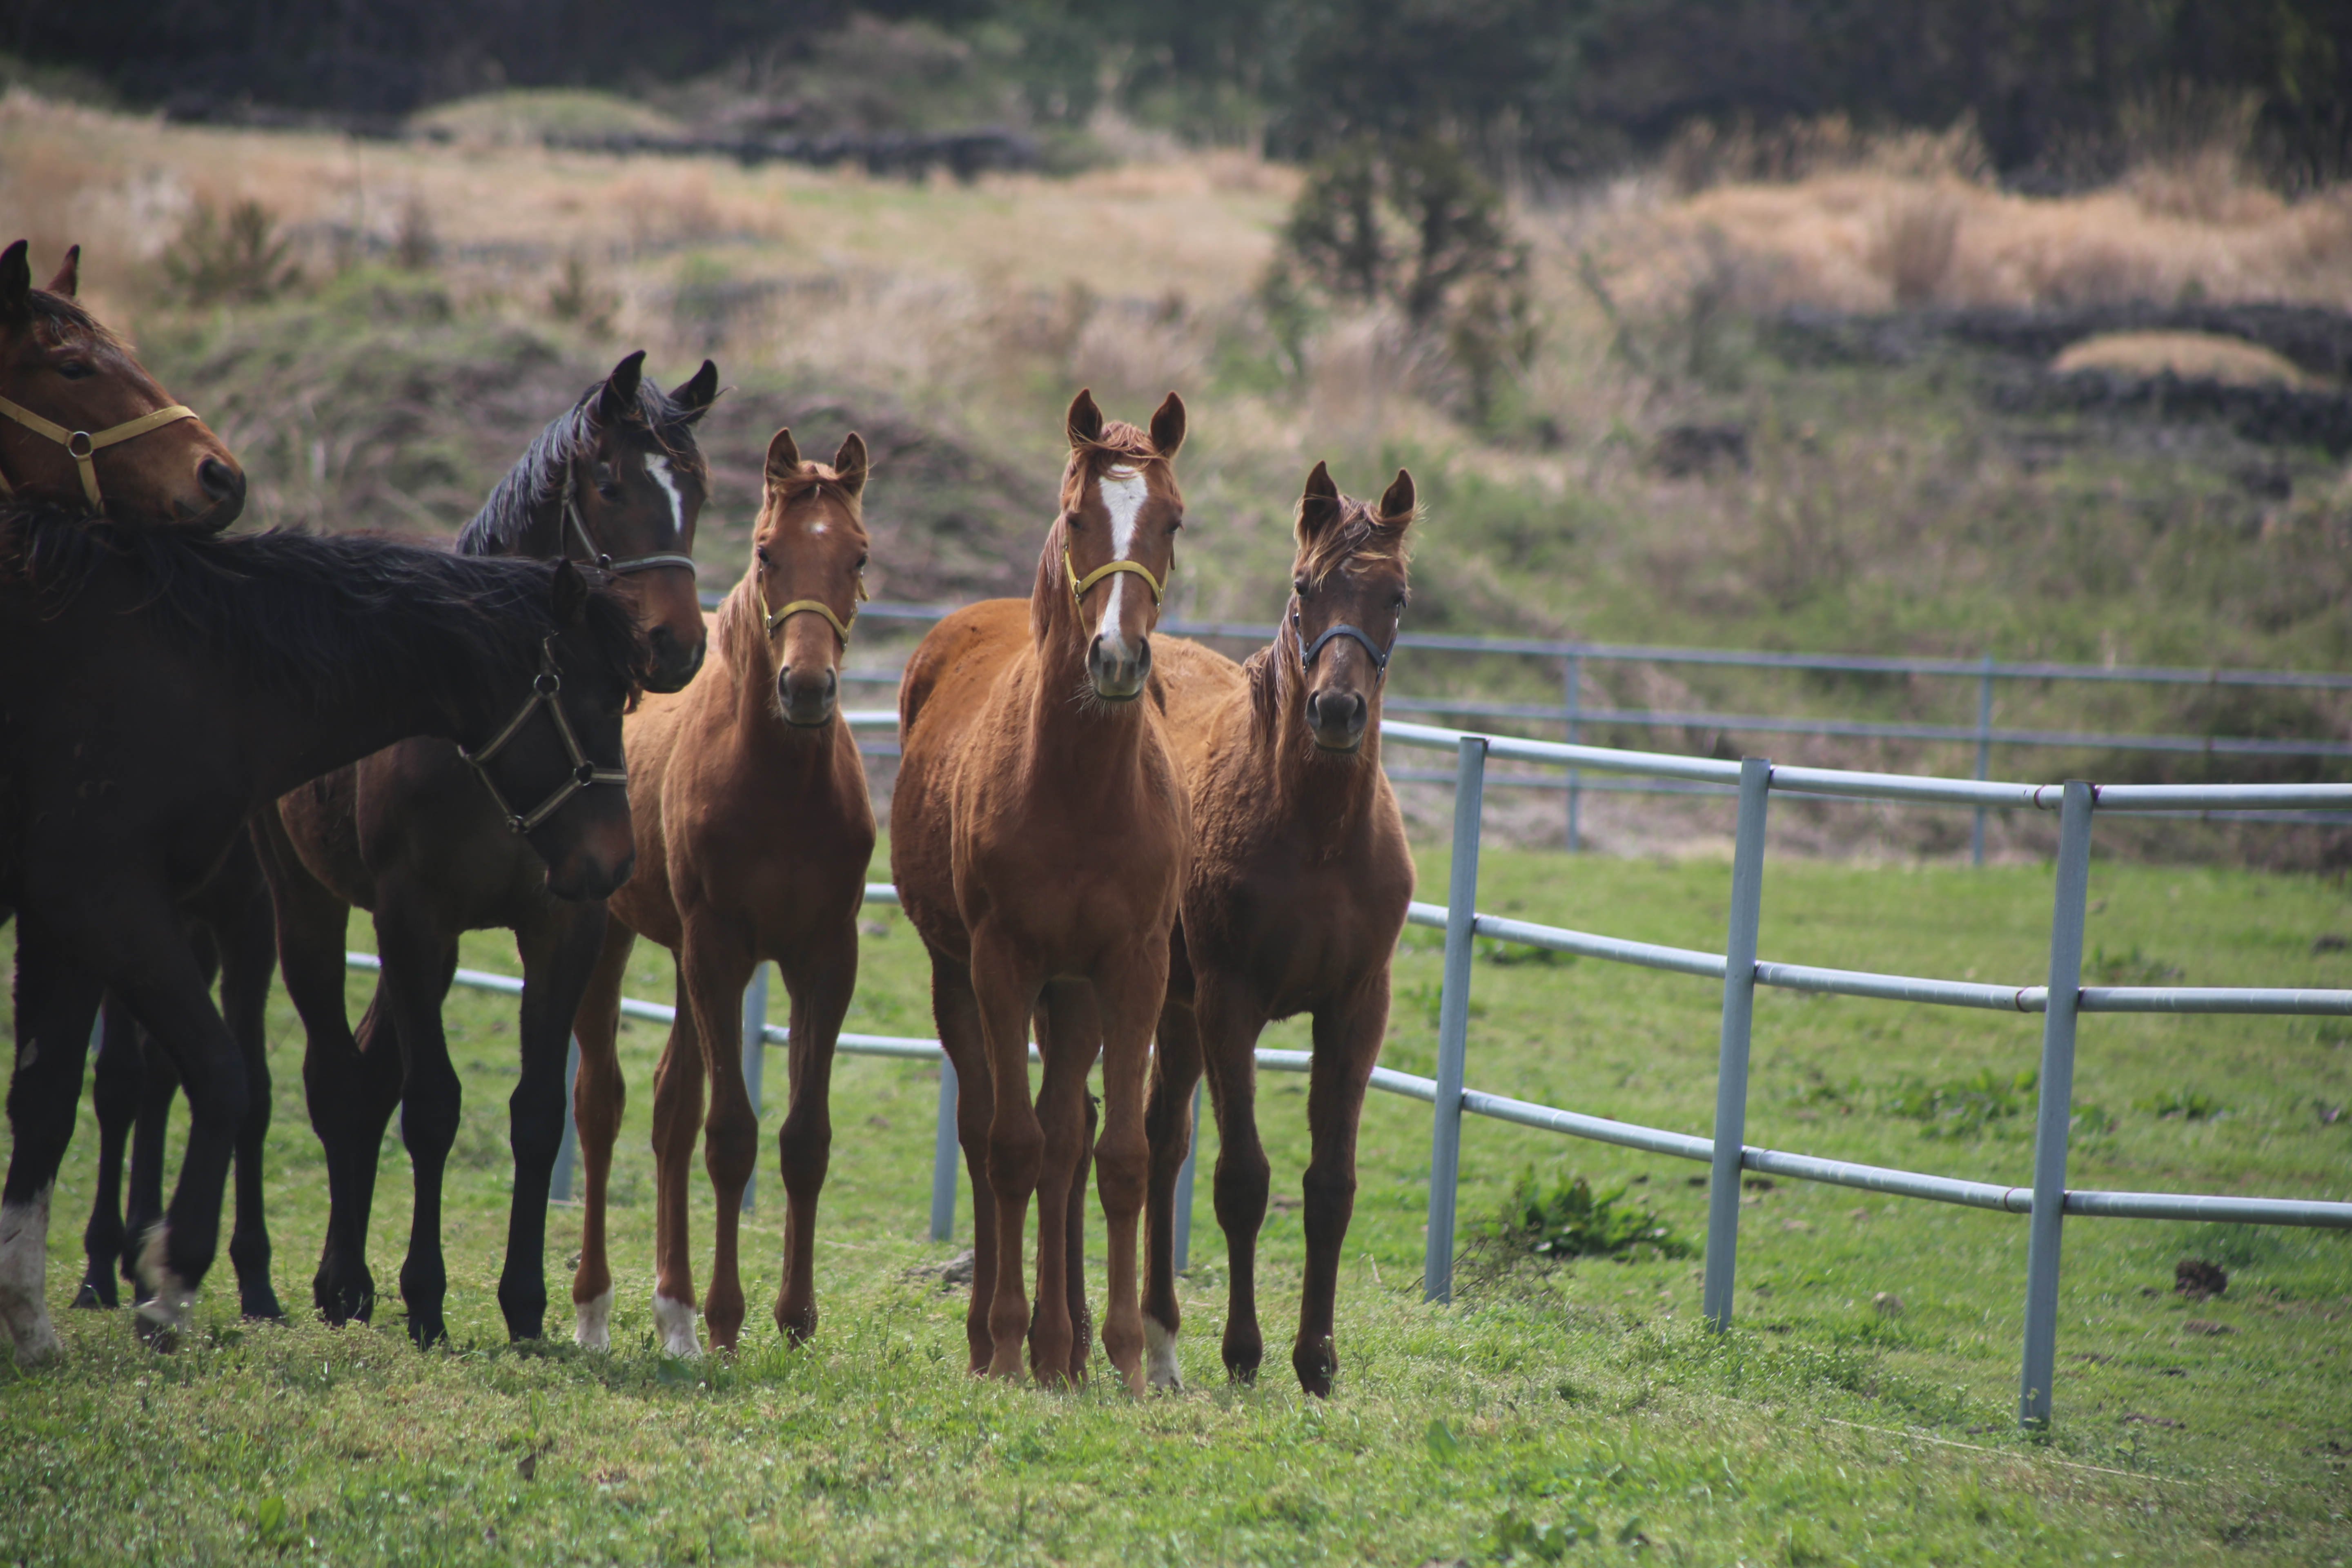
[368,704,2351,1430]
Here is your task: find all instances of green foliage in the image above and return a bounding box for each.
[2090,944,2185,985]
[2138,1088,2227,1121]
[1880,1067,2037,1139]
[1489,1170,1693,1261]
[162,199,301,306]
[1485,1504,1602,1561]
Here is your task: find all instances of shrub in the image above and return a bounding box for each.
[162,199,301,305]
[1485,1170,1692,1262]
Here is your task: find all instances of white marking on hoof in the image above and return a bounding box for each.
[0,1189,62,1365]
[573,1286,615,1352]
[652,1292,702,1359]
[1145,1316,1183,1391]
[134,1224,195,1348]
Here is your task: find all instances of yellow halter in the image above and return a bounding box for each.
[0,394,200,512]
[1063,546,1165,608]
[762,577,867,646]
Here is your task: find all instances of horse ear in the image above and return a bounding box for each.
[550,558,589,629]
[764,427,803,482]
[1298,459,1341,538]
[1377,467,1416,527]
[1149,391,1186,460]
[44,245,79,298]
[0,241,30,323]
[670,358,719,419]
[1065,388,1104,449]
[832,432,868,498]
[596,350,648,424]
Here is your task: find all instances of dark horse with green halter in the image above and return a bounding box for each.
[258,352,717,1347]
[0,507,650,1361]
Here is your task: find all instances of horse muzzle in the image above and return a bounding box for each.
[1305,687,1369,752]
[645,625,707,694]
[1087,632,1151,702]
[777,664,839,727]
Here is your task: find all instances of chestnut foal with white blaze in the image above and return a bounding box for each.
[893,390,1191,1390]
[1143,462,1417,1396]
[569,429,875,1355]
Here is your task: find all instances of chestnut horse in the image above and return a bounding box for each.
[0,241,244,527]
[893,390,1192,1390]
[0,510,646,1361]
[1142,463,1417,1396]
[258,352,715,1347]
[570,428,875,1356]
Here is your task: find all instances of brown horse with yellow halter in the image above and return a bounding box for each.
[568,427,874,1355]
[0,241,244,527]
[1141,462,1417,1397]
[893,390,1191,1390]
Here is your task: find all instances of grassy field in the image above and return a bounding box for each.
[3,839,2348,1564]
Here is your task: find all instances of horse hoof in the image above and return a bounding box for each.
[652,1294,703,1359]
[405,1316,448,1351]
[241,1293,286,1323]
[1144,1318,1184,1392]
[573,1287,615,1352]
[71,1278,114,1312]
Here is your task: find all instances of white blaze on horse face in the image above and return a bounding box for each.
[1094,467,1150,650]
[646,454,684,541]
[575,1285,616,1352]
[653,1291,703,1358]
[0,1187,62,1365]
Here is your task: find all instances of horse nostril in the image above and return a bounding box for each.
[197,456,243,501]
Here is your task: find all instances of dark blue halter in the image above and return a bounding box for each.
[1289,601,1393,676]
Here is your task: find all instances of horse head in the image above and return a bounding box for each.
[753,425,869,728]
[1288,461,1414,753]
[0,241,245,528]
[1051,387,1185,703]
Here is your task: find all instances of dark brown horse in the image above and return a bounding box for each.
[570,427,875,1356]
[0,241,244,527]
[893,390,1192,1391]
[0,510,647,1361]
[258,353,715,1347]
[1142,462,1417,1396]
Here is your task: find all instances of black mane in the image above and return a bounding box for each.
[455,373,709,558]
[4,506,650,709]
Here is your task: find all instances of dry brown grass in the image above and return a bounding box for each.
[2051,331,2328,388]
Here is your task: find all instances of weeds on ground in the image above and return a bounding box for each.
[1485,1170,1693,1263]
[1880,1067,2037,1139]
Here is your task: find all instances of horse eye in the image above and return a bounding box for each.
[1293,577,1309,596]
[56,359,91,380]
[855,554,869,572]
[756,545,771,565]
[1393,592,1408,609]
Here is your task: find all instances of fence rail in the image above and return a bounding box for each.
[376,697,2352,1429]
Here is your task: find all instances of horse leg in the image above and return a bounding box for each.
[372,898,463,1350]
[501,901,606,1342]
[773,928,855,1345]
[569,919,635,1350]
[969,927,1045,1383]
[2,919,103,1363]
[75,994,142,1310]
[1028,981,1093,1386]
[928,956,996,1373]
[1065,1088,1097,1385]
[1090,944,1169,1396]
[1141,995,1204,1389]
[1197,979,1273,1382]
[681,926,758,1353]
[648,961,709,1357]
[1292,983,1385,1398]
[122,1026,180,1304]
[215,870,283,1321]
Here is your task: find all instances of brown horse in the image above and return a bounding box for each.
[258,352,715,1347]
[0,510,647,1361]
[570,428,875,1356]
[1141,462,1417,1397]
[893,390,1192,1391]
[0,241,244,527]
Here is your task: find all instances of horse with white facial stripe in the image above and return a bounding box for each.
[893,389,1192,1390]
[567,427,875,1356]
[256,352,716,1348]
[1141,462,1417,1397]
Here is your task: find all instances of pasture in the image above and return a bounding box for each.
[3,843,2347,1564]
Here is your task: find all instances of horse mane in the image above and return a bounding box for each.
[456,373,712,557]
[1,505,650,708]
[1246,487,1416,732]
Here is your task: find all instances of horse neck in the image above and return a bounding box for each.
[1022,543,1154,795]
[715,573,841,776]
[1254,632,1387,842]
[247,633,520,799]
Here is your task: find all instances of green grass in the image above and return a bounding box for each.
[3,846,2350,1564]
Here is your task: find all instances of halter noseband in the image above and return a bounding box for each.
[1290,599,1394,677]
[558,461,697,578]
[461,637,629,835]
[762,577,866,647]
[0,394,200,512]
[1064,545,1165,608]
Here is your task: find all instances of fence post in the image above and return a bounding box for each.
[740,964,768,1216]
[551,1035,580,1203]
[1564,652,1583,854]
[1702,756,1773,1332]
[929,1055,960,1243]
[1973,654,1996,866]
[2019,778,2094,1429]
[1423,734,1489,1304]
[1173,1080,1203,1273]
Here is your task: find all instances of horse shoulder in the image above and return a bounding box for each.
[900,598,1025,741]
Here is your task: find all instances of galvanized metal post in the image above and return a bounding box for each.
[2019,779,2094,1429]
[1423,735,1488,1303]
[1702,756,1773,1332]
[1564,652,1583,853]
[1972,654,1996,866]
[929,1056,960,1242]
[1173,1080,1203,1273]
[551,1035,580,1203]
[740,964,768,1216]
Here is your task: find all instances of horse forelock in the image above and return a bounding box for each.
[458,373,710,556]
[762,462,864,528]
[16,290,128,354]
[1294,492,1412,592]
[1058,419,1171,514]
